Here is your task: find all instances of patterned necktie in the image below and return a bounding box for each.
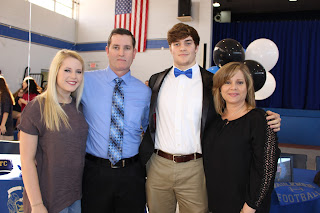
[174,68,193,78]
[108,77,124,165]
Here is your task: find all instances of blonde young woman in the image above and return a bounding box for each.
[0,76,15,140]
[202,62,280,213]
[19,49,88,213]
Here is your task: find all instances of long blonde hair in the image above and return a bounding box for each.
[38,49,85,131]
[213,62,256,116]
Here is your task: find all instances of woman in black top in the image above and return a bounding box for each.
[0,76,15,140]
[203,62,280,213]
[12,88,24,128]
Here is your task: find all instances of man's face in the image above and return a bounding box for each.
[106,34,137,77]
[169,36,198,70]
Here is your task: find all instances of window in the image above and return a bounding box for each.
[28,0,77,19]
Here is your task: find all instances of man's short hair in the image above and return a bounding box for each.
[167,23,200,46]
[107,28,136,48]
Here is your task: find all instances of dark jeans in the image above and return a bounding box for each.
[81,156,146,213]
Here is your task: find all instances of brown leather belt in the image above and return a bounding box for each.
[154,149,202,163]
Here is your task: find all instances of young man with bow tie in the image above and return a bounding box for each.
[139,23,281,213]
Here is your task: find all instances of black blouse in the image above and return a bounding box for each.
[203,108,280,213]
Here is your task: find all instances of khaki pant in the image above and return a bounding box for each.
[146,153,208,213]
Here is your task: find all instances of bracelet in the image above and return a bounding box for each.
[31,202,43,207]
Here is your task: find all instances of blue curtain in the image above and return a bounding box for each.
[212,21,320,110]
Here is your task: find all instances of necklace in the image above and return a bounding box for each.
[223,103,247,123]
[60,96,72,105]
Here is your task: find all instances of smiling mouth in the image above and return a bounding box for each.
[229,93,239,97]
[67,81,77,85]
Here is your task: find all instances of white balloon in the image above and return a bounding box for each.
[245,38,279,72]
[255,72,276,100]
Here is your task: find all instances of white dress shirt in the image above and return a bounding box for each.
[155,63,203,154]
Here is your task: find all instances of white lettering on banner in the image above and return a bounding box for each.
[307,192,314,200]
[288,194,295,202]
[300,193,307,202]
[312,191,320,197]
[293,194,300,202]
[276,192,320,204]
[274,182,315,188]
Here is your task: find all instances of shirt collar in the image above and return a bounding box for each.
[106,66,131,85]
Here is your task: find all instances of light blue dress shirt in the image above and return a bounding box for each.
[81,67,151,159]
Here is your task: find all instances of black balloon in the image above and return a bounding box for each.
[213,39,245,67]
[243,60,266,92]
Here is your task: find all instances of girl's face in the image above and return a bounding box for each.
[56,57,83,96]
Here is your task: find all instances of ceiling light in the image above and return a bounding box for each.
[213,2,220,7]
[289,0,297,2]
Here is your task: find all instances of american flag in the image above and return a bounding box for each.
[114,0,149,52]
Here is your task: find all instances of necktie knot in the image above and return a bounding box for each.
[174,68,192,79]
[114,77,123,86]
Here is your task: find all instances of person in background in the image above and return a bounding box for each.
[0,76,15,140]
[140,23,281,213]
[81,28,151,213]
[12,88,24,128]
[19,77,41,111]
[19,49,88,213]
[314,171,320,187]
[203,62,280,213]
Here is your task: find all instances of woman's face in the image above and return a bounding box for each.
[220,70,247,106]
[18,89,24,97]
[56,57,83,96]
[22,81,27,89]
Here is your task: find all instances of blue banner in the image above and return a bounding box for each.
[274,182,320,206]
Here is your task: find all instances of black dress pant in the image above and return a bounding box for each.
[81,156,146,213]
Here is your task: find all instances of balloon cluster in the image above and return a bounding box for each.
[208,38,279,100]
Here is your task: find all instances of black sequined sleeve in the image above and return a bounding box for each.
[245,109,281,210]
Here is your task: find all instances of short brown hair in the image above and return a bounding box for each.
[167,23,200,46]
[107,28,136,48]
[212,62,256,115]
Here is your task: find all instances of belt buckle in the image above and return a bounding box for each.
[172,154,182,163]
[110,160,125,168]
[110,162,120,169]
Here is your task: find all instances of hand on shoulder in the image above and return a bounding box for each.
[266,110,281,132]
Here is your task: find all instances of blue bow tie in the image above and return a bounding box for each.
[174,68,192,79]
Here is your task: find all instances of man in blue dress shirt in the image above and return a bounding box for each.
[81,28,151,213]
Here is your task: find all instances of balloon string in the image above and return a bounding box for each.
[27,2,32,102]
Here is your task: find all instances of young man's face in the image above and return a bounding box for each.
[106,34,137,77]
[169,36,199,70]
